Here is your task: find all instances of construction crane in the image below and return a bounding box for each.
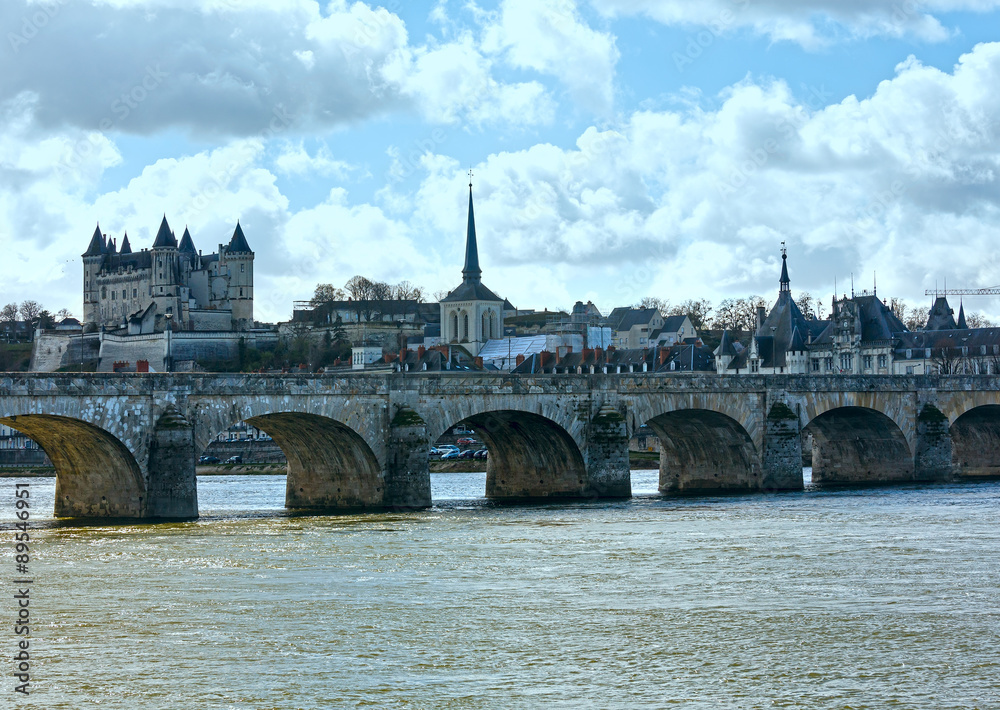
[924,287,1000,296]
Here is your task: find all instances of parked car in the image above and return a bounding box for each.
[225,455,243,464]
[199,455,220,464]
[459,449,476,459]
[440,450,461,460]
[437,445,460,454]
[456,437,479,446]
[473,449,488,459]
[451,426,474,435]
[429,446,445,456]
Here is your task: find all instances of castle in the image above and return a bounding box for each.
[83,216,254,332]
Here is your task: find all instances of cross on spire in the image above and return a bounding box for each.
[468,167,474,188]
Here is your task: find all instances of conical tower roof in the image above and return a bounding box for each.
[779,249,790,294]
[227,221,252,253]
[462,183,481,284]
[957,300,968,329]
[119,232,132,255]
[152,215,177,248]
[84,224,104,256]
[715,329,739,358]
[178,226,196,254]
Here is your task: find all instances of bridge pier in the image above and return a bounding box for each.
[584,404,631,499]
[145,407,198,519]
[762,402,804,491]
[384,408,432,509]
[913,403,953,481]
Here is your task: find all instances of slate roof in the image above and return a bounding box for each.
[119,233,132,254]
[152,215,177,248]
[925,296,957,331]
[895,328,1000,357]
[607,307,659,332]
[84,224,105,257]
[227,221,252,253]
[178,227,197,254]
[661,314,688,332]
[441,185,503,304]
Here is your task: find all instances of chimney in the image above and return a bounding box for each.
[595,347,603,363]
[515,354,525,366]
[607,345,616,354]
[540,350,552,368]
[555,348,561,365]
[418,345,426,358]
[582,347,592,363]
[474,356,483,368]
[659,347,668,365]
[383,353,392,363]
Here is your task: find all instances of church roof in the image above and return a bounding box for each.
[441,183,502,303]
[84,224,105,257]
[119,233,132,254]
[925,296,957,331]
[178,227,197,254]
[152,215,177,248]
[227,221,252,253]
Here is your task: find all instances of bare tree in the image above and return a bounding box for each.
[19,300,41,324]
[0,303,17,325]
[668,299,713,330]
[344,275,375,321]
[369,281,393,321]
[795,292,816,319]
[636,297,669,316]
[394,281,424,302]
[966,311,996,328]
[55,308,73,320]
[432,290,450,303]
[311,283,345,305]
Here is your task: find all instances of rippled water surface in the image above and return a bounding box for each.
[3,472,999,709]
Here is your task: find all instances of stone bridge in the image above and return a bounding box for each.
[1,372,998,520]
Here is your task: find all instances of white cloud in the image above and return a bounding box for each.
[483,0,620,114]
[590,0,1000,47]
[273,143,353,178]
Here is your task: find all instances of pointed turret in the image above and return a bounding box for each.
[119,233,132,255]
[957,300,968,329]
[779,246,790,294]
[461,183,481,284]
[178,226,197,254]
[84,224,105,256]
[715,329,738,358]
[227,220,252,253]
[107,237,117,255]
[152,215,177,249]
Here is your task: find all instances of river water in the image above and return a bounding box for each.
[2,471,999,709]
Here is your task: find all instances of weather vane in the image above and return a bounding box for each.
[781,240,786,257]
[468,167,474,187]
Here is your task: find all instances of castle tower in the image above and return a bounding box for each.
[223,221,254,329]
[82,224,105,325]
[150,215,182,325]
[440,178,504,356]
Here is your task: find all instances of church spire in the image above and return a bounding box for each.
[958,299,968,329]
[462,173,481,284]
[779,242,790,294]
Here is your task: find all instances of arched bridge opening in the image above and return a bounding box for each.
[0,415,144,518]
[644,409,760,494]
[951,405,1000,479]
[244,413,383,512]
[804,407,912,486]
[440,410,588,503]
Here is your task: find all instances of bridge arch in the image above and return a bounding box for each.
[0,414,144,518]
[196,401,385,511]
[804,406,913,485]
[432,408,589,502]
[643,409,760,494]
[950,405,1000,478]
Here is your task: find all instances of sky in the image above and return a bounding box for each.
[2,0,1000,323]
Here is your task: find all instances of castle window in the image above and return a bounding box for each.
[863,355,872,370]
[840,354,852,371]
[122,289,127,299]
[111,291,116,300]
[825,357,833,370]
[133,289,137,298]
[812,359,820,372]
[239,288,243,297]
[750,360,759,373]
[462,314,469,341]
[878,354,888,369]
[451,313,458,340]
[101,287,107,299]
[241,264,245,273]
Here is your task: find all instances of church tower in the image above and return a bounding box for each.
[440,177,504,356]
